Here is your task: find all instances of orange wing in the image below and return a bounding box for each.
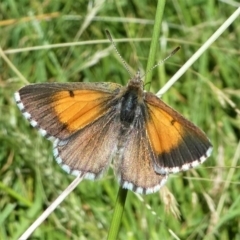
[144,93,212,174]
[15,82,122,140]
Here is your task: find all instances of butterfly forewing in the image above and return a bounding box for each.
[15,82,122,140]
[144,93,212,174]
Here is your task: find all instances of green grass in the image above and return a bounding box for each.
[1,1,240,239]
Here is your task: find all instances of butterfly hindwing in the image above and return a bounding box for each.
[114,112,167,194]
[53,109,121,179]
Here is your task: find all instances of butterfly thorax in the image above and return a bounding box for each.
[120,75,144,125]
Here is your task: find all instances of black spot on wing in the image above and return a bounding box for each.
[69,90,74,97]
[171,119,176,125]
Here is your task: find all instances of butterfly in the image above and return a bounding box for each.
[14,71,212,194]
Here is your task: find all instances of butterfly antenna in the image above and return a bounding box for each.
[142,46,181,79]
[105,29,132,77]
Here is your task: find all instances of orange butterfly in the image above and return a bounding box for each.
[15,71,212,194]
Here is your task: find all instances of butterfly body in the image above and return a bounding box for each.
[15,72,212,194]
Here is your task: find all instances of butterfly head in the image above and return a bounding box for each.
[127,70,144,95]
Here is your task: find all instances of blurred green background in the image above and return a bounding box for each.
[0,1,240,239]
